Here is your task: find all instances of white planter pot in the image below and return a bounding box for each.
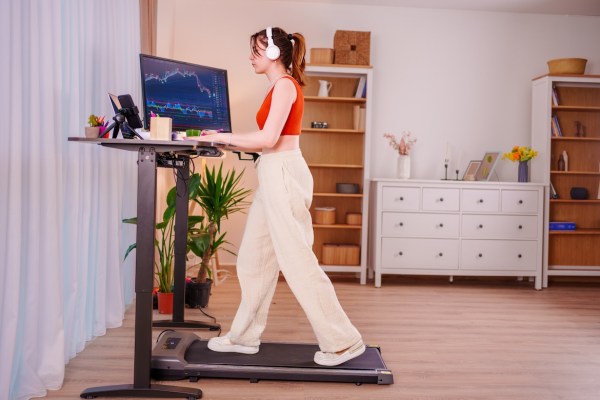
[397,155,411,179]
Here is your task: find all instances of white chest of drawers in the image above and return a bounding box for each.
[369,179,544,289]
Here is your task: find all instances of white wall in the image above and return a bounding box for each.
[156,0,600,264]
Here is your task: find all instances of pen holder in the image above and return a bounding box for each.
[150,117,172,140]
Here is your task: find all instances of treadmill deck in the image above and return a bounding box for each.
[152,331,393,385]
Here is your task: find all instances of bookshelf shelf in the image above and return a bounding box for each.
[549,228,600,235]
[304,96,366,104]
[308,163,363,169]
[313,224,363,230]
[552,105,600,112]
[551,137,600,142]
[302,128,364,134]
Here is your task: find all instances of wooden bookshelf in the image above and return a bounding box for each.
[301,65,373,284]
[531,75,600,286]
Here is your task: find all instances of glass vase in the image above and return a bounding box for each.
[518,161,529,183]
[397,155,411,179]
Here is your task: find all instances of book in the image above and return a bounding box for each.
[549,221,576,230]
[549,182,558,199]
[552,85,559,106]
[355,76,366,98]
[552,115,563,136]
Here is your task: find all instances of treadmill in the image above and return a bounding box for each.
[152,331,394,385]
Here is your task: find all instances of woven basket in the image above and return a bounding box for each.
[547,58,587,75]
[333,30,371,65]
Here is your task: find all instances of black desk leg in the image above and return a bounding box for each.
[153,157,220,331]
[81,147,201,399]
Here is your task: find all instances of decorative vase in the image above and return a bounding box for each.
[518,161,529,183]
[157,291,174,314]
[397,155,411,179]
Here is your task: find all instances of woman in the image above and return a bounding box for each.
[191,27,364,366]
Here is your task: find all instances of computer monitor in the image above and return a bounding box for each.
[139,54,232,132]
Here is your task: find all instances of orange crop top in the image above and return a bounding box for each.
[256,75,304,135]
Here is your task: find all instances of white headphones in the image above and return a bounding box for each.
[265,26,280,60]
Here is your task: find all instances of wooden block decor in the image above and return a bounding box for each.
[310,48,334,64]
[333,30,371,65]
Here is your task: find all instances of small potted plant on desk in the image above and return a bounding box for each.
[85,114,107,138]
[185,162,251,308]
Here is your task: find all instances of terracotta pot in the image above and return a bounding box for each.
[157,291,174,314]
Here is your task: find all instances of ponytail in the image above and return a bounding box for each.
[288,32,306,87]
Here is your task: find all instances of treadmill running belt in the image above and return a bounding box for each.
[185,340,381,370]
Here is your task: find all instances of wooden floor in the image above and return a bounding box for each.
[44,274,600,400]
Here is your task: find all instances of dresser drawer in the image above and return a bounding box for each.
[382,186,420,211]
[381,238,459,269]
[422,188,460,211]
[382,212,460,238]
[462,189,500,212]
[461,240,537,271]
[461,215,538,239]
[501,190,539,213]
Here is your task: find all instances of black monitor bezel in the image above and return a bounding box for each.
[139,53,233,132]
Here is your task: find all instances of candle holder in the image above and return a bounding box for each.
[442,159,449,180]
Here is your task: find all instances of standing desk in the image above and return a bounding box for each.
[69,137,224,399]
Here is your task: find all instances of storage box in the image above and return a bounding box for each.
[333,30,371,65]
[310,48,334,64]
[315,207,336,225]
[150,116,172,140]
[345,212,362,225]
[322,243,360,265]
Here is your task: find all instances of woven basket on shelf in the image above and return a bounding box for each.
[547,58,587,74]
[333,30,371,66]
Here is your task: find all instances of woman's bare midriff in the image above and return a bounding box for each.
[262,134,300,154]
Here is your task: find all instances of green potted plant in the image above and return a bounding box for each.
[185,162,251,308]
[123,186,205,314]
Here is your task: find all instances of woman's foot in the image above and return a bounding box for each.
[313,340,366,366]
[207,335,259,354]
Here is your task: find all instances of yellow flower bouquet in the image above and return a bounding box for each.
[502,146,538,162]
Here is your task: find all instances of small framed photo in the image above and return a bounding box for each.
[462,160,481,181]
[475,152,500,181]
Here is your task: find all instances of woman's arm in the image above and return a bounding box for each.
[191,78,297,150]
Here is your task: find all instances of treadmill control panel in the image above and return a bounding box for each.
[162,337,181,350]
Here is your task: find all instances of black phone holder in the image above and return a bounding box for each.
[102,107,144,139]
[102,93,145,139]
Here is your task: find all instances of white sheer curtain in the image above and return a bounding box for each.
[0,1,140,398]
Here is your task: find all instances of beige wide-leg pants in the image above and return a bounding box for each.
[228,149,362,353]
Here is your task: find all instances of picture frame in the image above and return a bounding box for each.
[475,152,500,181]
[462,160,481,181]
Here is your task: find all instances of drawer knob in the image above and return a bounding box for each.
[478,253,483,258]
[518,200,523,204]
[478,224,484,229]
[396,222,404,227]
[438,252,443,257]
[518,254,522,258]
[398,251,403,256]
[518,225,523,230]
[438,223,444,228]
[439,198,444,202]
[396,196,404,201]
[478,199,484,203]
